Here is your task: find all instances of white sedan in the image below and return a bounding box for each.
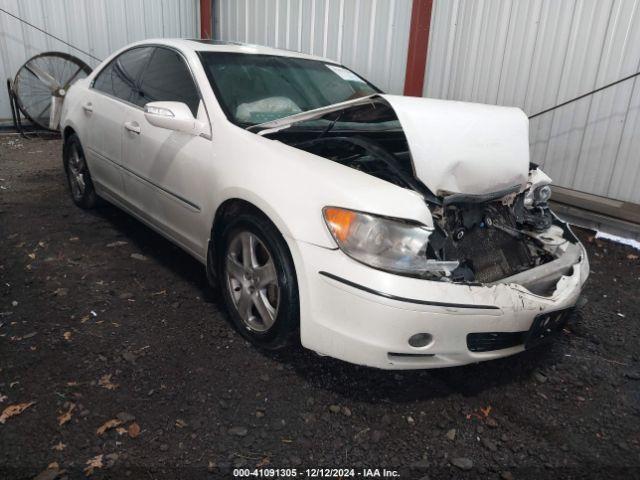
[60,39,589,369]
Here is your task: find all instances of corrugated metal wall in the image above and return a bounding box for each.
[424,0,640,205]
[213,0,413,94]
[0,0,199,124]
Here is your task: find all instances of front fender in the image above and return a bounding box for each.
[213,186,323,246]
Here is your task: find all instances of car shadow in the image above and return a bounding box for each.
[88,203,215,302]
[263,340,564,403]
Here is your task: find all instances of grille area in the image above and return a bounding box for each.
[446,226,534,283]
[441,201,542,283]
[467,331,526,352]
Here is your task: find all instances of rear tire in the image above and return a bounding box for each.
[63,133,98,209]
[218,212,299,350]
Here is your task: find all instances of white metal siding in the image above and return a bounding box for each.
[425,0,640,204]
[214,0,413,94]
[0,0,199,124]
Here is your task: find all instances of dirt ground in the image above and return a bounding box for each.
[0,136,639,480]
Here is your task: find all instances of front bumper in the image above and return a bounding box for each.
[291,239,589,370]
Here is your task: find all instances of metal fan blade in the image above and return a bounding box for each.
[49,96,63,130]
[14,52,92,131]
[25,63,60,92]
[63,65,85,91]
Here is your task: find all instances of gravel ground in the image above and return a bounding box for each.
[0,136,639,480]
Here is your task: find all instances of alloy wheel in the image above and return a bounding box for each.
[67,144,86,201]
[225,231,280,332]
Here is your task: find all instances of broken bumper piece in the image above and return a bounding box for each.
[293,240,588,370]
[489,242,582,296]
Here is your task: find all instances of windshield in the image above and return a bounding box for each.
[198,52,379,126]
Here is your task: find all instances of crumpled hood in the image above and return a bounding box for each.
[254,94,530,196]
[381,94,530,195]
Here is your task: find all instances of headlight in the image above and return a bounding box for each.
[534,185,552,204]
[323,207,458,276]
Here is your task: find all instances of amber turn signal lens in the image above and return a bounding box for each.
[323,207,356,242]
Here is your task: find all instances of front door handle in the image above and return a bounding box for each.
[82,102,93,113]
[124,121,141,134]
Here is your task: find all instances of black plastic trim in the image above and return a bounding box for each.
[388,352,435,358]
[467,331,525,352]
[318,271,500,310]
[442,184,522,206]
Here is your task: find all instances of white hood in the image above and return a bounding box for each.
[254,94,530,196]
[381,95,530,195]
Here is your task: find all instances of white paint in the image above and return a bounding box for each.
[382,95,530,195]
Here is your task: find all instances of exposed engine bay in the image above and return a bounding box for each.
[257,97,581,295]
[427,185,560,287]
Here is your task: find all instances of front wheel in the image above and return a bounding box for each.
[63,133,98,209]
[218,213,299,349]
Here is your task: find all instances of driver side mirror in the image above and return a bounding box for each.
[144,101,208,136]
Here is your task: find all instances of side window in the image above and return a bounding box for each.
[93,47,153,104]
[139,47,200,116]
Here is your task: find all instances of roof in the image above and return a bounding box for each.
[135,38,333,63]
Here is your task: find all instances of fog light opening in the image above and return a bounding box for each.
[408,333,433,348]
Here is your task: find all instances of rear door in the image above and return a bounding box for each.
[86,47,153,199]
[121,46,209,254]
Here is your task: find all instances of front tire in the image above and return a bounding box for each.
[63,133,98,209]
[218,213,299,349]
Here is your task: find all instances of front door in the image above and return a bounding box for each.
[121,46,210,255]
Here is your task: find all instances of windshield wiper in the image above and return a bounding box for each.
[316,111,344,140]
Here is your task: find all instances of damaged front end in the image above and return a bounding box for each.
[253,94,586,296]
[426,176,581,296]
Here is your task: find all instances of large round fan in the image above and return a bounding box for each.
[13,52,92,131]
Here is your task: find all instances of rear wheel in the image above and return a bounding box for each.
[218,213,299,349]
[63,134,98,209]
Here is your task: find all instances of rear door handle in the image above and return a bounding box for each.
[124,121,141,134]
[82,102,93,113]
